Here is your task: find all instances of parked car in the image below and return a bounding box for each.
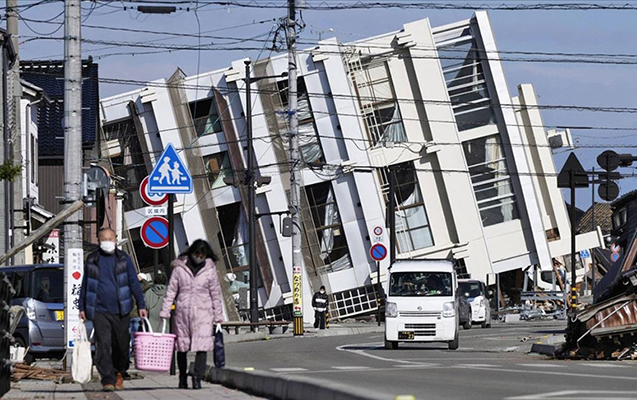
[3,264,93,363]
[458,279,492,328]
[457,292,472,330]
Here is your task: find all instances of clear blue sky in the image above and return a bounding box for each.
[14,1,637,209]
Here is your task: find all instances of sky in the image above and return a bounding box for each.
[12,1,637,210]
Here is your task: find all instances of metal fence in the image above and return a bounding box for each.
[1,272,15,397]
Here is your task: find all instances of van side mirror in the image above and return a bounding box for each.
[464,292,470,298]
[488,290,494,298]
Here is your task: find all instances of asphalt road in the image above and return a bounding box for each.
[225,321,637,400]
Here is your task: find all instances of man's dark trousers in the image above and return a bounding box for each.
[93,312,131,385]
[314,311,326,329]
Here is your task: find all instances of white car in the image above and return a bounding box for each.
[458,279,491,328]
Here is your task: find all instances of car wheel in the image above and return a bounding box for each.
[384,338,398,350]
[463,321,472,330]
[14,336,34,365]
[448,334,459,350]
[481,321,491,328]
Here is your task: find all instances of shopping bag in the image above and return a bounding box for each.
[71,321,93,384]
[213,324,225,368]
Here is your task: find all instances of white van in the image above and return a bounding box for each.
[384,259,459,350]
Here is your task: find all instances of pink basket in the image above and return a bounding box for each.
[134,318,176,372]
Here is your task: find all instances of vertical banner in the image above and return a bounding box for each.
[65,249,84,349]
[42,229,60,263]
[292,266,303,316]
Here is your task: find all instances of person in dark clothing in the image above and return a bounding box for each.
[79,228,147,392]
[312,286,329,330]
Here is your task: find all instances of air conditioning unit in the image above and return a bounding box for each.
[101,139,122,158]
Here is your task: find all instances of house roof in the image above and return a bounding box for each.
[20,59,99,159]
[577,202,613,234]
[612,190,637,211]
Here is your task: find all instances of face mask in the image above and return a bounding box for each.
[320,290,325,294]
[191,256,206,266]
[100,241,116,254]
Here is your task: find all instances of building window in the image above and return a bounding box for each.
[379,162,434,252]
[437,38,495,131]
[349,58,406,147]
[216,202,261,294]
[189,97,222,137]
[203,151,232,189]
[463,135,519,227]
[275,79,324,164]
[304,181,352,273]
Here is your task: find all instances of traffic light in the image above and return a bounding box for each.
[596,151,622,202]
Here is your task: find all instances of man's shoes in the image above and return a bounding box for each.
[102,384,115,392]
[192,376,202,390]
[178,375,188,389]
[115,373,124,390]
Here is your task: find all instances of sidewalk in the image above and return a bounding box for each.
[4,370,260,400]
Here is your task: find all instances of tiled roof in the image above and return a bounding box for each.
[20,60,99,159]
[577,202,613,234]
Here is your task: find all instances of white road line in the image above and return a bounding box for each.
[507,389,637,399]
[270,367,308,372]
[394,363,439,368]
[452,365,637,382]
[336,342,423,365]
[579,363,629,368]
[517,363,565,368]
[455,364,497,368]
[332,366,372,370]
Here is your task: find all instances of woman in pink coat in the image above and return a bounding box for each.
[160,240,223,389]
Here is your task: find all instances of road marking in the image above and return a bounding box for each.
[517,363,565,368]
[507,389,637,399]
[455,364,498,368]
[332,366,371,370]
[451,365,637,383]
[394,363,439,368]
[336,343,423,365]
[579,363,628,368]
[270,368,308,372]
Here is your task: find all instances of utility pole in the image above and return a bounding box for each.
[244,60,259,329]
[63,0,83,364]
[7,0,22,265]
[287,0,303,336]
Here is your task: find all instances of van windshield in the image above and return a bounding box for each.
[459,281,482,298]
[31,269,64,303]
[389,272,453,297]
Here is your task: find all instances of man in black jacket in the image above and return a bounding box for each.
[79,228,147,392]
[312,286,329,330]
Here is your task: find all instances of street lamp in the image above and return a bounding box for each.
[229,60,286,328]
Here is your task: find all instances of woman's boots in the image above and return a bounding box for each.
[178,375,188,389]
[192,376,202,390]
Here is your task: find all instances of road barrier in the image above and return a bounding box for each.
[1,272,16,397]
[199,364,389,400]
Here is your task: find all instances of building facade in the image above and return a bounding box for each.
[100,12,600,321]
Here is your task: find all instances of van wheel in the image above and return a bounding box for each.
[384,339,398,350]
[14,336,34,365]
[448,335,459,350]
[462,321,472,330]
[481,321,491,329]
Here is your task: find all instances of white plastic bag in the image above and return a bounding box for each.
[71,321,93,384]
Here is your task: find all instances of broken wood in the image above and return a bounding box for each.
[11,363,71,383]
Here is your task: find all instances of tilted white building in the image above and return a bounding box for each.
[99,11,601,321]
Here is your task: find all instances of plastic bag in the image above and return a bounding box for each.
[71,321,93,384]
[213,324,225,368]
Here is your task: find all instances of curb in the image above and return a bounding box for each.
[202,365,389,400]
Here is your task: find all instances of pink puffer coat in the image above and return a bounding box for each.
[159,256,223,352]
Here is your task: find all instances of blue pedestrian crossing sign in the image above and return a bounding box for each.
[148,143,192,194]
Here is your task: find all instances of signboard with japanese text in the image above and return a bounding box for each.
[292,266,303,317]
[65,248,84,349]
[42,229,60,263]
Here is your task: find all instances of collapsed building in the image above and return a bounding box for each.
[99,11,601,322]
[565,191,637,359]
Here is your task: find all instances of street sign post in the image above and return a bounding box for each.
[370,243,387,327]
[65,249,83,349]
[141,217,170,249]
[148,143,193,194]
